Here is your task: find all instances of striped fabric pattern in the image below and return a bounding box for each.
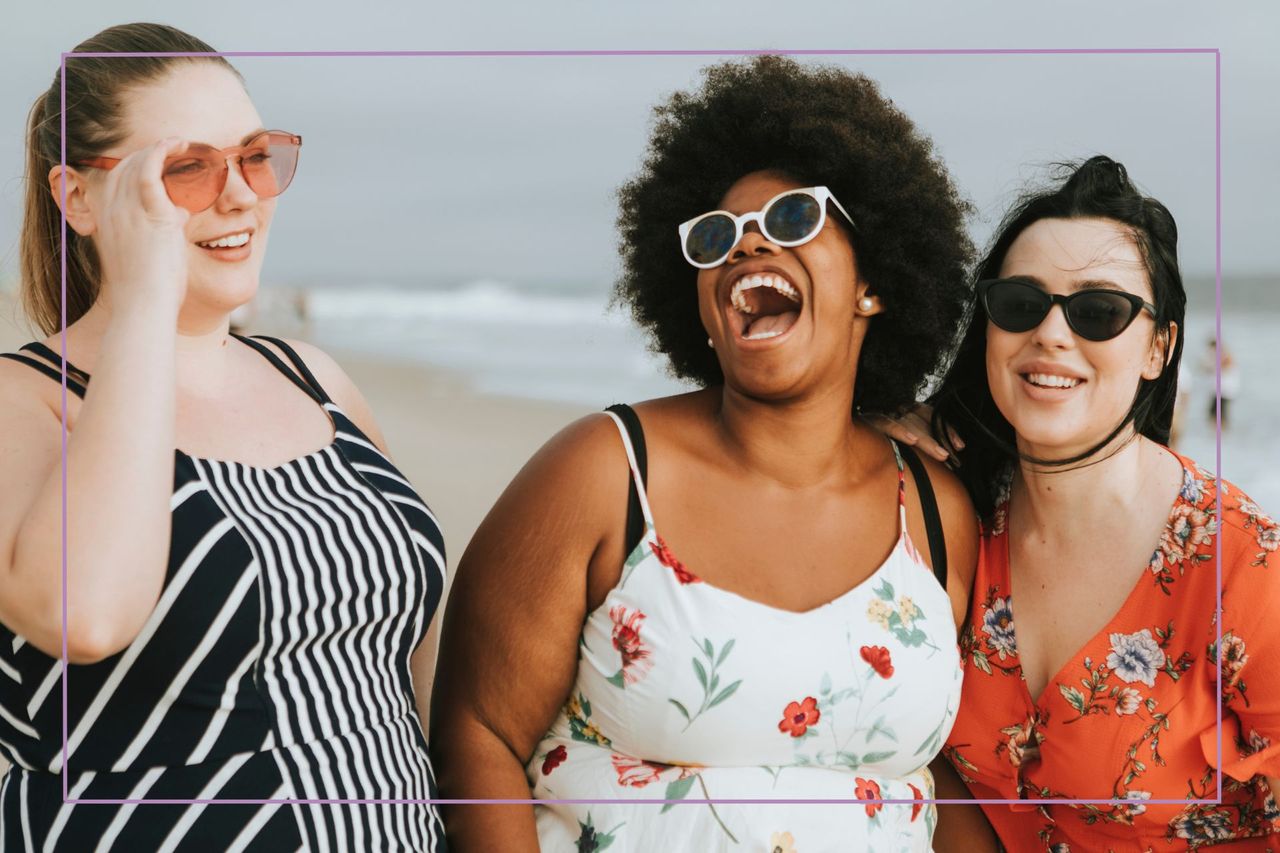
[0,339,447,852]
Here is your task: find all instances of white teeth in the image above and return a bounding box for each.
[1026,373,1082,389]
[729,274,800,314]
[198,231,250,249]
[743,329,783,340]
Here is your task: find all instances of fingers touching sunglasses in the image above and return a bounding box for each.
[979,278,1157,342]
[76,130,302,214]
[678,186,856,269]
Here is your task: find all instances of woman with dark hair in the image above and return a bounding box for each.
[907,156,1279,850]
[0,24,447,850]
[431,56,980,851]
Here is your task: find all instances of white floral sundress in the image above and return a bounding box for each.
[526,412,965,852]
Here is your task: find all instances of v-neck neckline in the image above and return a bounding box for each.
[998,449,1191,710]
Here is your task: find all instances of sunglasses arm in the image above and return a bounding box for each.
[825,193,857,232]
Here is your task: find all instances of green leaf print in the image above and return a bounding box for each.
[659,775,697,813]
[1059,684,1088,715]
[886,611,932,649]
[867,715,899,744]
[971,650,993,676]
[693,658,708,689]
[716,639,735,666]
[819,672,833,696]
[874,579,896,601]
[605,671,626,689]
[707,680,742,709]
[674,636,744,731]
[576,813,624,853]
[860,750,898,764]
[567,692,612,748]
[913,708,952,757]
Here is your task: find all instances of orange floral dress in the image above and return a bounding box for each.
[944,451,1280,851]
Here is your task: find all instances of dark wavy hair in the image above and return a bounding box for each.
[615,55,974,415]
[931,155,1186,519]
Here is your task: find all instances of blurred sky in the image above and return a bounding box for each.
[1,0,1276,291]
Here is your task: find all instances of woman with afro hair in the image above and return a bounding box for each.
[431,56,992,851]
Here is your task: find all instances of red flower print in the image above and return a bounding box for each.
[777,696,821,737]
[650,536,701,584]
[541,744,567,775]
[908,782,923,822]
[860,645,894,678]
[608,606,654,685]
[610,754,695,788]
[855,777,883,817]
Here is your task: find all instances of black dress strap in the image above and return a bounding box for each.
[233,334,328,405]
[253,335,332,404]
[21,342,92,384]
[1,346,89,398]
[605,403,648,556]
[901,447,948,589]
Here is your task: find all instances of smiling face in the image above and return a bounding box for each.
[93,63,276,326]
[986,217,1175,460]
[698,170,879,400]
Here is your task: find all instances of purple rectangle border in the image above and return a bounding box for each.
[57,46,1224,808]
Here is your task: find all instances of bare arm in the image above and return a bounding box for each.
[0,139,190,662]
[930,755,1001,852]
[430,415,621,851]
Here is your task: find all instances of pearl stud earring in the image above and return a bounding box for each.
[858,297,875,313]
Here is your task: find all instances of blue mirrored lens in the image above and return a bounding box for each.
[686,215,737,264]
[763,193,822,242]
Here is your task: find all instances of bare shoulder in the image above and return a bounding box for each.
[266,338,362,405]
[504,410,631,497]
[461,410,630,563]
[255,337,386,450]
[0,355,64,428]
[456,409,630,600]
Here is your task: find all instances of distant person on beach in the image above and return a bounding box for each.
[0,24,446,850]
[1200,337,1241,429]
[884,157,1280,850]
[431,56,989,851]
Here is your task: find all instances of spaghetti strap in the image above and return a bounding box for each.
[603,408,656,531]
[246,334,332,403]
[898,442,948,589]
[21,342,92,384]
[888,437,909,534]
[234,334,326,405]
[1,348,89,398]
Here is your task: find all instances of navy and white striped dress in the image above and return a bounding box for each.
[0,336,447,851]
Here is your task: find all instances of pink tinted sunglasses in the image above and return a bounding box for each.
[77,129,301,213]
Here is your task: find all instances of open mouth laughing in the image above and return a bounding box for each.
[726,271,802,342]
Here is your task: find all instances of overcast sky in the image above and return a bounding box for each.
[2,1,1275,292]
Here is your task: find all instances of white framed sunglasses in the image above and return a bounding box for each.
[677,185,857,269]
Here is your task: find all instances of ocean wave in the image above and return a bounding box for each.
[305,280,622,326]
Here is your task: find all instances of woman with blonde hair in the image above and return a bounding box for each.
[0,23,447,850]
